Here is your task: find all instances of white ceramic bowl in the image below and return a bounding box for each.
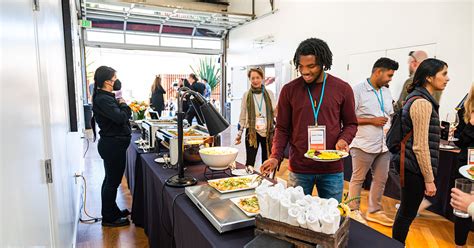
[199,147,239,170]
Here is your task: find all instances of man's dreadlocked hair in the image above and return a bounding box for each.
[293,38,333,71]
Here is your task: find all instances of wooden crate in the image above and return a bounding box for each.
[255,215,350,248]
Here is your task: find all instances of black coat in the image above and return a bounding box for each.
[92,89,131,137]
[151,85,166,113]
[399,87,441,177]
[454,107,474,167]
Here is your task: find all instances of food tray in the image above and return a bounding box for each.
[208,174,259,193]
[230,195,259,217]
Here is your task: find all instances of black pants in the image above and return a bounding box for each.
[185,106,203,125]
[455,216,472,245]
[244,129,267,166]
[392,171,425,244]
[98,136,131,222]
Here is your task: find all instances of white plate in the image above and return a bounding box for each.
[458,165,474,180]
[207,175,259,194]
[134,139,143,144]
[304,150,349,162]
[440,144,455,150]
[230,195,259,217]
[154,158,165,163]
[231,169,252,176]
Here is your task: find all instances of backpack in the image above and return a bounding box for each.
[386,96,422,187]
[386,96,421,153]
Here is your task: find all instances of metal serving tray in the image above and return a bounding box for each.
[185,184,256,233]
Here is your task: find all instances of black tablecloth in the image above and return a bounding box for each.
[137,153,403,248]
[343,149,460,220]
[126,131,153,227]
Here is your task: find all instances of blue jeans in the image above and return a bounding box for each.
[288,171,344,202]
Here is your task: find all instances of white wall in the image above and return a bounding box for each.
[87,48,216,101]
[227,0,473,119]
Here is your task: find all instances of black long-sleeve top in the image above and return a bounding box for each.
[151,85,166,112]
[92,89,131,137]
[454,107,474,166]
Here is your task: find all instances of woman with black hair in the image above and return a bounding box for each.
[91,66,132,227]
[392,58,450,243]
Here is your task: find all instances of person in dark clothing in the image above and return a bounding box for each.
[392,58,450,244]
[452,84,474,248]
[91,66,132,227]
[185,73,206,125]
[150,75,166,116]
[179,78,191,114]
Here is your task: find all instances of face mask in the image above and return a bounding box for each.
[113,79,122,91]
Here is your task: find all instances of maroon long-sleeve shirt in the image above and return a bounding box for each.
[270,74,358,174]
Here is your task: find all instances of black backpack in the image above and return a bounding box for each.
[386,96,421,153]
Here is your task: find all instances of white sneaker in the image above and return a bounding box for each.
[349,210,368,225]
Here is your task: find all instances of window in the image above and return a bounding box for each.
[161,37,192,48]
[126,34,160,46]
[193,39,221,50]
[87,30,124,43]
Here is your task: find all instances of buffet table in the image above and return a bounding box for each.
[125,131,155,227]
[129,151,403,248]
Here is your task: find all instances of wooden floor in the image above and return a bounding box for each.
[76,128,474,248]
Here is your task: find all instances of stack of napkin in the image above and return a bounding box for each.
[256,182,341,234]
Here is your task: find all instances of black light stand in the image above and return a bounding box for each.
[165,87,229,187]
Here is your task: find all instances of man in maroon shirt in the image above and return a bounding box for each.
[261,38,358,201]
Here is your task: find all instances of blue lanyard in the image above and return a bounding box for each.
[307,73,327,125]
[253,86,265,114]
[367,79,385,116]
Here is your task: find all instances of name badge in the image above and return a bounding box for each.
[468,148,474,165]
[308,125,326,151]
[256,116,266,131]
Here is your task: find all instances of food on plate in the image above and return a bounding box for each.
[208,177,253,191]
[468,166,474,178]
[200,147,237,155]
[238,196,259,213]
[305,149,346,160]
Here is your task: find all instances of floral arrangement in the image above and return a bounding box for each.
[337,192,360,217]
[129,100,148,120]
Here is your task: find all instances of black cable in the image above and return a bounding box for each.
[160,184,173,237]
[171,193,185,248]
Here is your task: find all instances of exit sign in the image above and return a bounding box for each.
[81,20,92,28]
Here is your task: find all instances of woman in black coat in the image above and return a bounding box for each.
[150,75,166,116]
[91,66,132,227]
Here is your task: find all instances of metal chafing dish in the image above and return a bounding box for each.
[141,119,177,148]
[185,184,256,233]
[156,125,212,164]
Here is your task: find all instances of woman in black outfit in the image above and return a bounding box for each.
[179,78,191,114]
[91,66,132,227]
[392,59,449,243]
[452,84,474,248]
[150,75,166,116]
